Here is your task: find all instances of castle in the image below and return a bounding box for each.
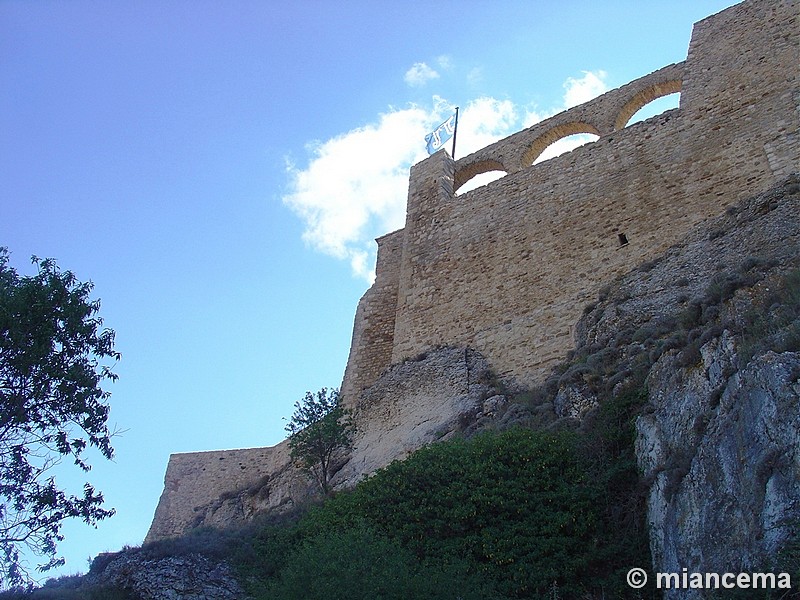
[146,0,799,542]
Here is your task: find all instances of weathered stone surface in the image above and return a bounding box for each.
[86,552,246,600]
[637,340,800,599]
[482,394,508,418]
[553,385,598,420]
[577,175,800,349]
[334,346,495,488]
[340,230,403,404]
[145,443,313,543]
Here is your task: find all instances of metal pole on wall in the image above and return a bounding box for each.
[451,106,459,160]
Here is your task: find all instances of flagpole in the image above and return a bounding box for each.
[451,107,459,160]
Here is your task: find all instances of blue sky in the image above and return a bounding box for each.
[1,0,737,583]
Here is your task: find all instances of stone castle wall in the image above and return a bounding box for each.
[340,230,403,402]
[343,0,799,400]
[147,0,799,541]
[146,445,291,542]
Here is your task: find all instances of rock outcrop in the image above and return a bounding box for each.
[334,346,503,487]
[567,175,800,594]
[85,552,245,600]
[638,341,800,598]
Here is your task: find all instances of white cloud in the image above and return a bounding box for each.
[283,70,611,281]
[282,96,518,281]
[457,97,518,155]
[521,106,548,129]
[563,70,608,108]
[283,105,438,282]
[466,67,483,88]
[404,62,439,87]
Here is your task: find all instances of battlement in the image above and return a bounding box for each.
[453,62,685,190]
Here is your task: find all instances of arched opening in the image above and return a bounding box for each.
[456,171,506,194]
[626,92,680,126]
[454,159,507,194]
[614,80,682,130]
[522,121,601,167]
[533,133,600,164]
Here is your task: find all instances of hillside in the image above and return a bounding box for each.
[145,0,799,543]
[13,174,799,599]
[9,0,798,594]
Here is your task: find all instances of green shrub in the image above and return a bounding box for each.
[257,523,490,600]
[737,269,800,364]
[286,427,652,599]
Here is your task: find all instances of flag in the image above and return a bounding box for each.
[425,112,457,154]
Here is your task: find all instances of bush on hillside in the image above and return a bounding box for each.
[251,424,654,599]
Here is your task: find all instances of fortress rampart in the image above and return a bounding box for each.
[148,0,799,542]
[341,0,799,402]
[146,445,292,541]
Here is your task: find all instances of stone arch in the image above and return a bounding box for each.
[454,159,507,193]
[521,121,601,167]
[614,79,682,130]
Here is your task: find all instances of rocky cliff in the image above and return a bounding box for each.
[570,174,800,595]
[83,174,800,600]
[640,341,799,598]
[85,552,245,600]
[165,175,798,576]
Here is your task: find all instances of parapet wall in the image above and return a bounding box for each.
[452,61,686,187]
[343,0,800,398]
[145,444,293,542]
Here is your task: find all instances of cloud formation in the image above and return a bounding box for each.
[436,55,453,70]
[283,105,437,281]
[404,62,440,87]
[563,70,609,108]
[283,70,609,282]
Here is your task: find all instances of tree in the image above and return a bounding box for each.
[285,388,355,495]
[0,248,120,587]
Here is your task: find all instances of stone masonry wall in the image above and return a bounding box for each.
[340,230,403,406]
[145,445,292,542]
[377,0,799,389]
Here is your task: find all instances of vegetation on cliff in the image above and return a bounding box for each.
[270,414,650,599]
[70,410,650,599]
[285,388,355,496]
[223,252,800,600]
